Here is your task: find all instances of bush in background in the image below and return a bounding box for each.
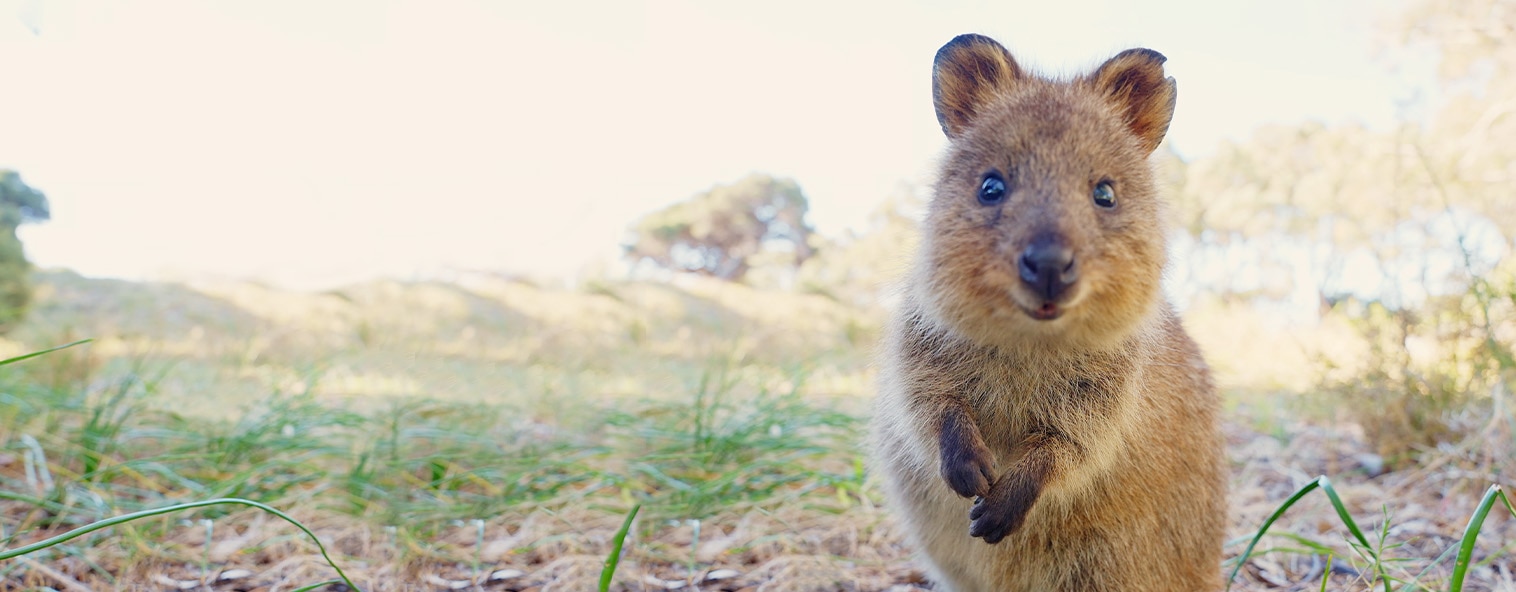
[0,170,50,332]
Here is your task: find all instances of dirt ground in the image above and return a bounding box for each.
[7,417,1515,592]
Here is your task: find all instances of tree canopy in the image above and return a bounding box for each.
[0,170,49,228]
[625,174,815,281]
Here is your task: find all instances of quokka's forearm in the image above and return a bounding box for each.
[968,428,1080,543]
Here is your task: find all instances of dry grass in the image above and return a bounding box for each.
[6,418,1509,591]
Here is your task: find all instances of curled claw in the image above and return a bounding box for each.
[942,447,995,498]
[968,470,1045,544]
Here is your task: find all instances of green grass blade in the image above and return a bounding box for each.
[1226,476,1322,591]
[1271,532,1339,555]
[291,580,342,592]
[1318,477,1388,592]
[0,339,91,367]
[1448,485,1509,592]
[1318,477,1374,551]
[1320,555,1332,592]
[1406,539,1465,591]
[0,490,73,515]
[0,498,360,591]
[599,503,641,592]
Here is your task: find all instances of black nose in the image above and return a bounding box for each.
[1018,238,1078,301]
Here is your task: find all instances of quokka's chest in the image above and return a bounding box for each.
[957,357,1138,446]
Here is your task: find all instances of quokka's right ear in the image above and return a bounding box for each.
[933,34,1022,139]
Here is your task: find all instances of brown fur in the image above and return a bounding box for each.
[870,34,1226,591]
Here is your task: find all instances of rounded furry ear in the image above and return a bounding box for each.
[1088,49,1177,153]
[933,34,1022,138]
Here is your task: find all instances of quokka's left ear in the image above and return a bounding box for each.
[1086,49,1176,153]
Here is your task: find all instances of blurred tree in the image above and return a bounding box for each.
[1397,0,1516,241]
[625,174,814,281]
[1364,0,1516,465]
[1238,0,1516,464]
[1153,0,1516,465]
[0,170,50,332]
[796,183,922,307]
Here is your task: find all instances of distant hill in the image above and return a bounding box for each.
[3,270,879,418]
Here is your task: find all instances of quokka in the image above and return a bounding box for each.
[870,34,1226,591]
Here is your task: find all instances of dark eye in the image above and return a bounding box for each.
[978,174,1006,206]
[1093,181,1116,208]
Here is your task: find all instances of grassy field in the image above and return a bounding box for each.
[1,270,1512,591]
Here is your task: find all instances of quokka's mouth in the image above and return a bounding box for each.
[1022,301,1063,321]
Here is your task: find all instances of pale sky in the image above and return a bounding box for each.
[0,0,1430,288]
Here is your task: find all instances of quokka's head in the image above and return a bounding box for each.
[916,34,1175,350]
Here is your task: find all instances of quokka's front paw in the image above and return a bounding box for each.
[938,411,996,498]
[968,470,1043,544]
